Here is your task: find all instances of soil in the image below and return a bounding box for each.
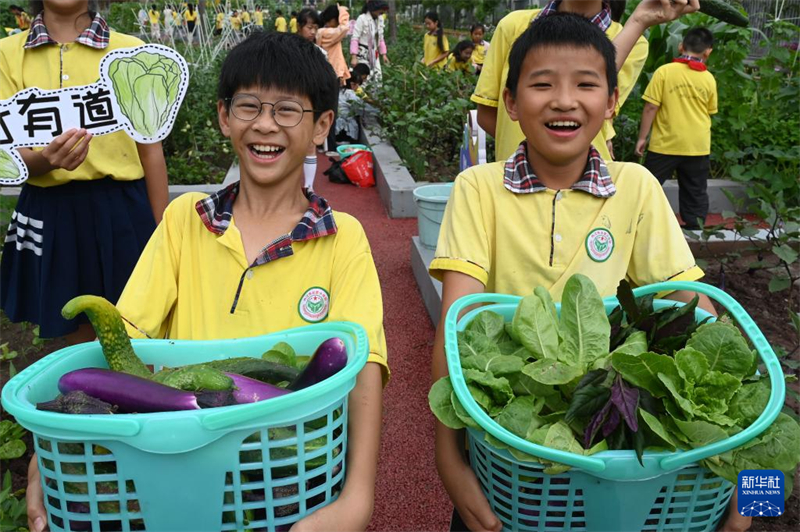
[1,251,798,530]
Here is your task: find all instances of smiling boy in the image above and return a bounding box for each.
[28,32,386,531]
[430,12,750,532]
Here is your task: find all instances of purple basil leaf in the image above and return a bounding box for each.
[610,376,639,433]
[584,400,612,448]
[602,407,621,438]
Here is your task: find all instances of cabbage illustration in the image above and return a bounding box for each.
[0,150,20,180]
[108,51,183,137]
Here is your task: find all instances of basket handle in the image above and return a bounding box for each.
[445,282,785,475]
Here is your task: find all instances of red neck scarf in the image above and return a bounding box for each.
[673,55,707,71]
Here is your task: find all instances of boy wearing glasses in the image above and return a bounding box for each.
[116,32,386,530]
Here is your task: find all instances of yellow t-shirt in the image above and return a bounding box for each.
[643,62,718,156]
[290,18,298,33]
[447,56,472,73]
[184,10,198,23]
[230,15,242,31]
[241,11,251,24]
[0,31,145,187]
[276,16,287,32]
[216,12,224,29]
[472,41,488,66]
[430,160,702,299]
[254,11,264,26]
[423,32,450,69]
[117,193,389,380]
[148,9,160,25]
[472,9,648,163]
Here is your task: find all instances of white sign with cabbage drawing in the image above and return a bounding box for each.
[0,44,189,185]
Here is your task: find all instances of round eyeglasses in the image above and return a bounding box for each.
[226,94,318,128]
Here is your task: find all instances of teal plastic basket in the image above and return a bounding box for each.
[336,144,371,159]
[445,281,785,532]
[1,322,369,532]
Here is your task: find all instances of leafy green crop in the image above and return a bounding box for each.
[429,273,800,492]
[109,51,183,137]
[0,150,20,180]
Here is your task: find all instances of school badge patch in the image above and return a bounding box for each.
[585,227,614,262]
[298,287,330,323]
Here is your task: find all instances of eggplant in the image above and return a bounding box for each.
[225,372,290,403]
[288,338,348,391]
[58,368,201,413]
[37,391,117,415]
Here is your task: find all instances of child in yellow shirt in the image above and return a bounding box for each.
[470,23,489,74]
[275,9,287,32]
[422,11,449,68]
[446,40,475,74]
[430,5,749,532]
[635,27,718,230]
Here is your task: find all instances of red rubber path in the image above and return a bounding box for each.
[313,156,452,531]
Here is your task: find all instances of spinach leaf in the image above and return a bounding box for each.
[559,274,610,366]
[611,351,679,397]
[522,359,583,386]
[466,311,506,344]
[428,377,466,429]
[512,287,560,360]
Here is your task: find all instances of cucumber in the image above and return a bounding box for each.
[190,357,300,385]
[699,0,749,27]
[152,365,234,391]
[61,295,151,378]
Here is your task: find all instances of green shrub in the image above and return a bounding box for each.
[162,44,233,185]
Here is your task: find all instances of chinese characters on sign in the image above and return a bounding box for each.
[0,43,189,186]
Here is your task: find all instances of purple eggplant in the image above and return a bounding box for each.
[288,338,348,391]
[225,372,290,403]
[58,368,201,413]
[37,391,117,415]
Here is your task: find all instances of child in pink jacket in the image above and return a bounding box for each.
[318,4,351,85]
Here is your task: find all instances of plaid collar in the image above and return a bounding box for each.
[195,181,338,267]
[25,12,110,49]
[536,1,612,32]
[503,142,616,198]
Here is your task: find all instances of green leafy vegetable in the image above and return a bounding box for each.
[262,342,297,367]
[686,321,755,379]
[0,150,20,180]
[109,51,183,136]
[512,287,560,359]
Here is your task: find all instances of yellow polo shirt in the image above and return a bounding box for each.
[216,12,224,30]
[472,41,488,66]
[643,62,718,156]
[148,10,160,25]
[241,11,251,24]
[276,16,287,32]
[471,9,648,163]
[423,32,449,69]
[0,31,145,187]
[254,11,264,26]
[290,18,298,33]
[117,193,389,380]
[184,10,198,23]
[230,15,242,30]
[430,160,703,300]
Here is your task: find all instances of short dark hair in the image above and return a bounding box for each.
[683,27,714,54]
[218,32,338,120]
[297,8,320,28]
[506,12,617,97]
[470,23,485,34]
[276,9,283,15]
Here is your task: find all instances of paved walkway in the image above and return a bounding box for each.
[313,156,452,531]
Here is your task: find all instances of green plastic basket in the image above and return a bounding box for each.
[445,281,785,532]
[1,322,369,532]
